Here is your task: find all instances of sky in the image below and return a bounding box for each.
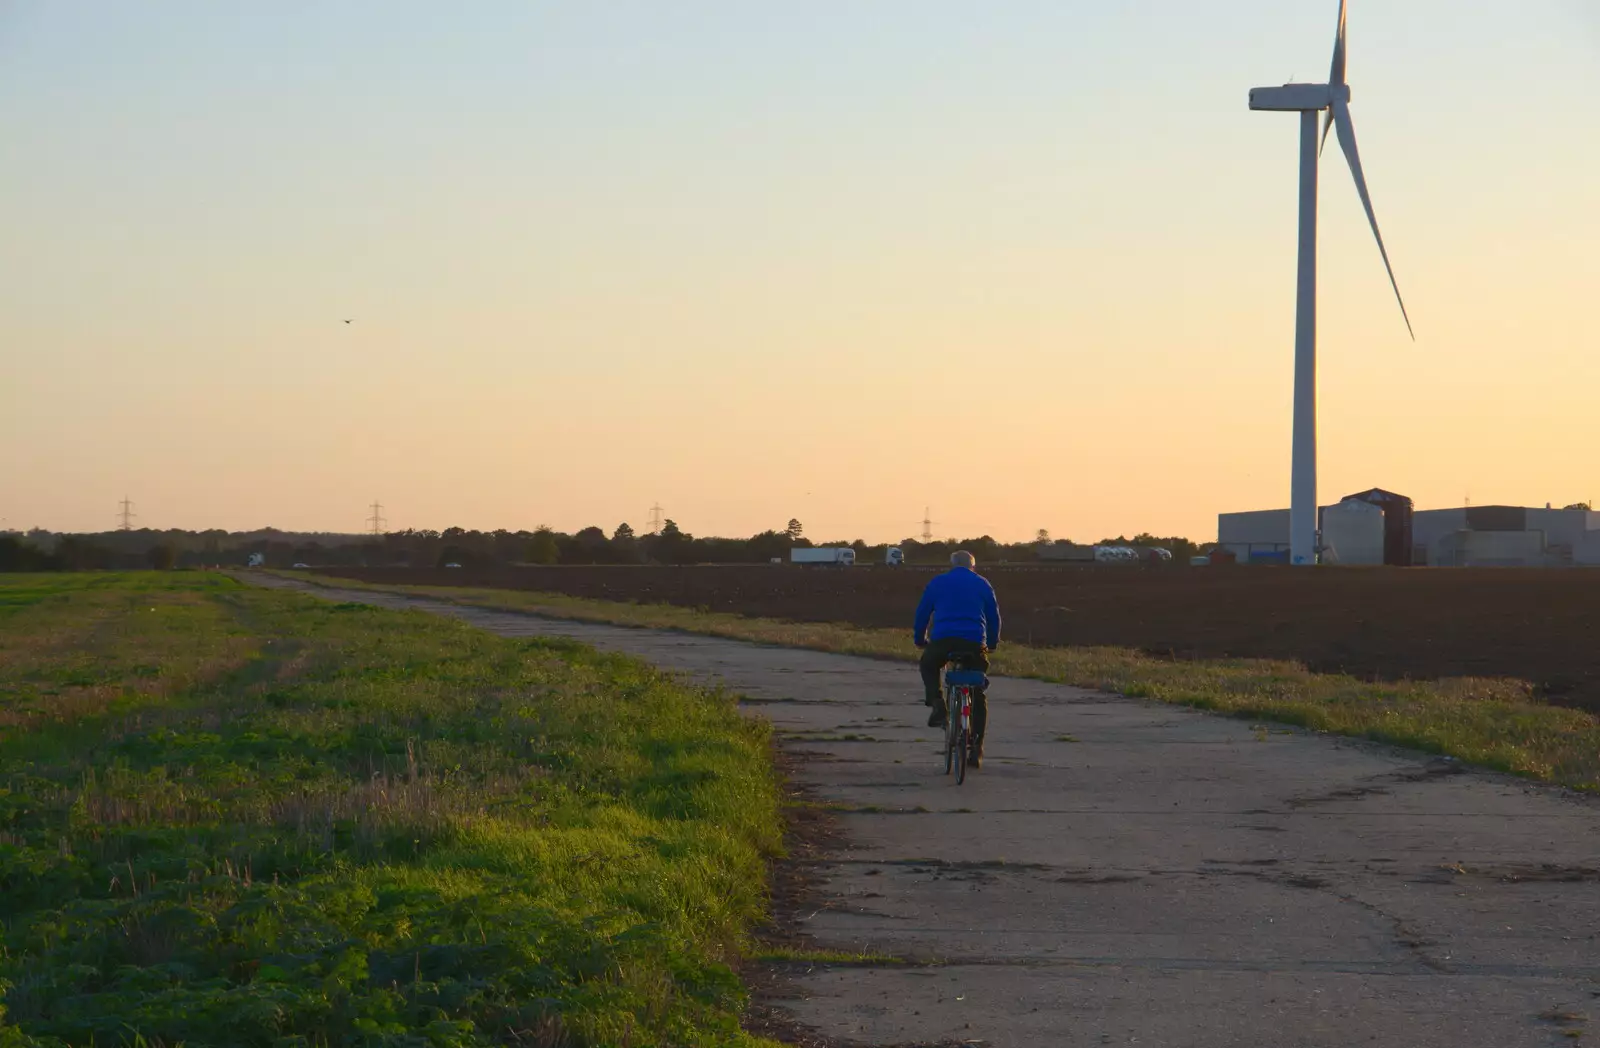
[3,1,1597,543]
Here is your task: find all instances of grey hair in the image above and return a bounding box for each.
[951,550,976,568]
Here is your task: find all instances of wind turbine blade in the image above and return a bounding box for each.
[1320,0,1348,155]
[1332,98,1414,339]
[1329,0,1348,86]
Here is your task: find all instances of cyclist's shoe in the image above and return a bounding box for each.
[968,739,984,769]
[927,705,948,729]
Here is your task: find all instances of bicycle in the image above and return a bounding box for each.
[941,656,988,785]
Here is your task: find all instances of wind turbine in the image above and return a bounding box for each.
[1250,0,1413,566]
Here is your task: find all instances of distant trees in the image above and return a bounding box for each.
[653,520,692,564]
[54,536,116,570]
[8,522,1205,572]
[960,535,1002,560]
[146,544,178,570]
[436,545,473,568]
[566,526,611,564]
[747,530,791,563]
[611,523,640,563]
[0,535,60,571]
[527,527,560,566]
[1035,529,1051,544]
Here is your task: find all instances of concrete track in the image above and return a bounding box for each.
[252,576,1600,1047]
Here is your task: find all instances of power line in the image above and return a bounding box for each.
[118,496,136,531]
[367,500,387,536]
[648,503,664,536]
[920,506,937,543]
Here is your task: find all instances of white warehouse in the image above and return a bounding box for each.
[1414,505,1600,567]
[1218,497,1600,568]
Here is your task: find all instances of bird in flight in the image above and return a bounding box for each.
[341,318,354,324]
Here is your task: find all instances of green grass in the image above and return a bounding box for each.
[274,573,1600,791]
[0,573,784,1047]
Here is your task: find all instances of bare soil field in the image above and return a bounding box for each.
[317,565,1600,712]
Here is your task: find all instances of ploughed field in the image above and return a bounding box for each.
[318,565,1600,713]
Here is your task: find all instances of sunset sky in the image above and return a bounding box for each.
[3,1,1596,543]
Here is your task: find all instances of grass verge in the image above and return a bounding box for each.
[0,572,784,1047]
[747,947,904,967]
[275,572,1600,791]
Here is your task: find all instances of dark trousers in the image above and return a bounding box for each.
[920,637,989,742]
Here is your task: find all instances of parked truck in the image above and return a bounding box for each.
[790,547,856,566]
[1037,542,1095,563]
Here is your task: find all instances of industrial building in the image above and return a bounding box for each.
[1218,491,1600,567]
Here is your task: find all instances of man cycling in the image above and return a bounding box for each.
[913,550,1001,768]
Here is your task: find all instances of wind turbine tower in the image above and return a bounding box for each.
[1250,0,1413,565]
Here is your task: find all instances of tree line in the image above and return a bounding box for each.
[1,522,1200,572]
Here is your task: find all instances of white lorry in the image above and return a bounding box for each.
[247,553,266,568]
[885,546,905,567]
[790,547,856,566]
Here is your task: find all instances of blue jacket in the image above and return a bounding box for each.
[913,567,1001,648]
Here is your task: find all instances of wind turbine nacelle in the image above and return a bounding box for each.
[1249,83,1348,111]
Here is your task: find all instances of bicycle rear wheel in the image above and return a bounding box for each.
[954,685,970,784]
[943,688,957,775]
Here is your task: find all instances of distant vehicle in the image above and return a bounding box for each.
[1037,542,1096,563]
[444,562,462,569]
[247,553,265,567]
[1093,546,1138,563]
[790,547,856,566]
[885,546,905,567]
[292,562,310,569]
[770,557,783,565]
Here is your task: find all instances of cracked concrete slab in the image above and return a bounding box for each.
[251,576,1600,1047]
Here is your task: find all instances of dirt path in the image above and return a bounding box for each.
[251,575,1600,1047]
[318,564,1600,710]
